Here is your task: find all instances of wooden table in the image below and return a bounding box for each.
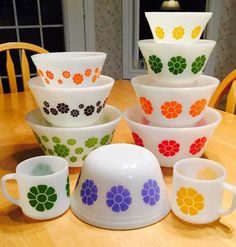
[1,80,236,247]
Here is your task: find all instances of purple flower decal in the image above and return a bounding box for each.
[80,179,98,205]
[142,179,160,206]
[106,185,132,212]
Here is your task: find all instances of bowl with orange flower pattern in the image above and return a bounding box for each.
[145,12,212,43]
[132,74,219,127]
[123,106,221,167]
[31,52,107,88]
[138,39,216,83]
[28,76,114,127]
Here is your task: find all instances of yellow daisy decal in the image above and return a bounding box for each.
[172,26,185,40]
[176,187,204,215]
[155,26,165,40]
[191,26,201,39]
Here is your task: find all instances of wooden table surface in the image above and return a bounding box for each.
[1,80,236,247]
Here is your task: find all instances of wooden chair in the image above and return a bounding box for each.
[0,42,48,93]
[208,69,236,114]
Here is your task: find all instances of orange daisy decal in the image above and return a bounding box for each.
[85,69,92,77]
[92,75,97,83]
[161,101,182,119]
[73,73,84,85]
[62,71,71,78]
[189,99,207,117]
[57,79,63,84]
[140,97,153,115]
[95,67,100,74]
[46,71,54,80]
[37,69,44,77]
[44,78,50,84]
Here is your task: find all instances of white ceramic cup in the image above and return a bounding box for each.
[1,156,70,220]
[171,158,236,224]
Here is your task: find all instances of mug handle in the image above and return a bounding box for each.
[219,183,236,216]
[1,173,20,206]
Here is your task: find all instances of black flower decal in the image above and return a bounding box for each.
[57,103,70,114]
[78,104,84,109]
[71,109,80,117]
[103,98,108,108]
[96,101,101,107]
[50,108,58,115]
[84,105,95,116]
[43,101,50,108]
[43,107,50,114]
[97,105,102,113]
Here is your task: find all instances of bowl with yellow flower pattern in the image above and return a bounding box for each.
[145,12,212,43]
[138,39,216,83]
[26,105,121,167]
[132,74,219,127]
[31,52,107,88]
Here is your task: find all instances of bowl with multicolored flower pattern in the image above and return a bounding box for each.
[28,75,114,127]
[138,39,216,83]
[123,106,221,168]
[145,12,212,43]
[31,52,107,88]
[132,74,219,127]
[71,143,171,229]
[26,105,121,167]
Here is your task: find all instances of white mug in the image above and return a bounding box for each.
[171,158,236,224]
[1,156,70,220]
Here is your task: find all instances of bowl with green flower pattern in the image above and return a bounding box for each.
[26,105,121,167]
[138,39,216,84]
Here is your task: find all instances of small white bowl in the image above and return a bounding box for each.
[132,74,219,127]
[71,143,171,229]
[28,76,114,127]
[145,12,212,43]
[123,106,221,168]
[31,52,107,88]
[138,39,216,83]
[26,105,121,167]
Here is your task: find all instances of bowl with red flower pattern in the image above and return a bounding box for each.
[31,52,107,88]
[26,105,121,167]
[138,39,216,83]
[132,74,219,127]
[123,106,221,167]
[145,12,212,43]
[28,75,114,127]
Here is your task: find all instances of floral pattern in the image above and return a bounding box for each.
[189,99,207,117]
[158,140,180,157]
[54,144,70,157]
[84,105,95,116]
[132,132,144,147]
[50,108,58,115]
[172,26,185,40]
[46,71,54,80]
[161,101,182,119]
[57,79,63,84]
[155,26,165,39]
[106,185,132,212]
[100,134,110,145]
[27,185,57,212]
[43,107,50,115]
[70,109,80,117]
[148,55,163,74]
[57,103,70,114]
[80,179,98,205]
[85,69,92,77]
[44,78,50,84]
[62,71,71,78]
[85,137,98,148]
[73,73,84,85]
[37,69,44,76]
[191,26,201,39]
[176,187,204,216]
[140,97,153,115]
[189,137,207,155]
[191,55,206,74]
[66,176,70,197]
[168,56,187,75]
[142,179,160,206]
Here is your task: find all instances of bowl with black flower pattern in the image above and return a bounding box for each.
[28,76,114,127]
[138,39,216,83]
[26,105,121,167]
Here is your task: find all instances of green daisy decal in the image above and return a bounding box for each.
[75,147,84,155]
[82,154,88,161]
[85,137,98,148]
[100,134,110,145]
[191,55,206,74]
[42,135,49,142]
[148,55,163,74]
[70,156,77,163]
[52,136,61,144]
[54,144,70,157]
[33,132,41,144]
[47,149,54,155]
[168,56,187,75]
[66,176,70,197]
[67,138,76,145]
[27,185,57,212]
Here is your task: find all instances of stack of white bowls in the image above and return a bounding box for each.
[26,52,121,167]
[124,12,222,167]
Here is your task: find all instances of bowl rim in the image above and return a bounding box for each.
[31,51,107,61]
[131,74,220,90]
[145,11,212,16]
[28,75,114,92]
[26,105,122,131]
[123,106,222,131]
